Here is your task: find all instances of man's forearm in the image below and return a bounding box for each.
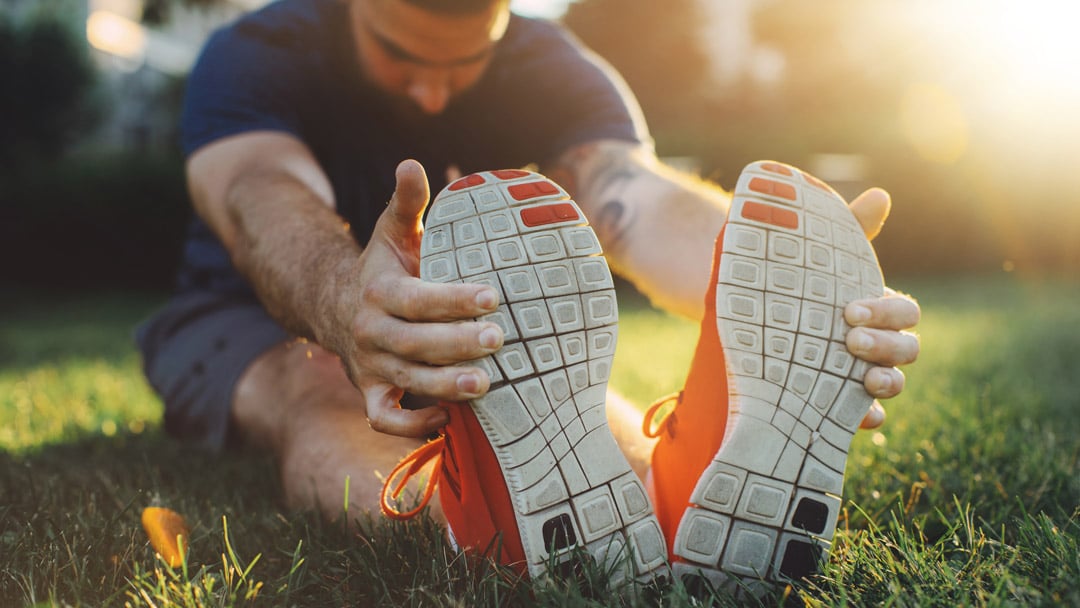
[225,170,361,352]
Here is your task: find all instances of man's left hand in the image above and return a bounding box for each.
[845,187,921,429]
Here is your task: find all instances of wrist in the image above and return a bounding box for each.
[311,249,363,358]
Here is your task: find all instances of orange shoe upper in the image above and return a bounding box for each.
[381,401,527,571]
[646,228,732,556]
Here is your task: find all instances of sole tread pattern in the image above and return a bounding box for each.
[672,161,884,595]
[423,170,669,583]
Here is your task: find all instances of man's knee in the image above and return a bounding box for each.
[236,341,352,401]
[232,341,360,447]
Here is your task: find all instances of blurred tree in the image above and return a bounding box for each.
[749,0,916,150]
[562,0,713,138]
[0,16,97,172]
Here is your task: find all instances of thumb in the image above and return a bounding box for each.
[849,187,891,241]
[383,159,431,239]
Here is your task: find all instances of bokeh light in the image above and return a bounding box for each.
[900,83,969,165]
[86,10,146,61]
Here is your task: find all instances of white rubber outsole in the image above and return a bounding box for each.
[420,170,669,584]
[671,161,884,595]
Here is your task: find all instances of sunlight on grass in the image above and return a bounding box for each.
[0,357,160,453]
[609,292,698,409]
[0,293,164,453]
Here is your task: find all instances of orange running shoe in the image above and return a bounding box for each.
[645,161,884,596]
[381,170,669,586]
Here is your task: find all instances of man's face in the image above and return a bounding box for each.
[350,0,510,117]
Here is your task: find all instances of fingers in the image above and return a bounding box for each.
[845,292,921,331]
[862,366,906,399]
[845,289,920,368]
[359,276,504,362]
[847,327,919,367]
[365,352,491,399]
[367,316,503,366]
[848,187,891,240]
[362,384,450,438]
[860,401,886,429]
[382,159,431,240]
[366,275,499,322]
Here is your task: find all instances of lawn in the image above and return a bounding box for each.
[1,277,1078,607]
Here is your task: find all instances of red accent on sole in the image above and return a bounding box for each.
[520,203,581,227]
[508,181,561,201]
[748,177,797,201]
[492,169,531,180]
[761,163,794,176]
[741,200,800,229]
[449,174,486,191]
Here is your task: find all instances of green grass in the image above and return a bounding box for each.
[1,277,1078,606]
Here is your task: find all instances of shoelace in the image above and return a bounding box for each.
[380,436,445,520]
[642,391,682,439]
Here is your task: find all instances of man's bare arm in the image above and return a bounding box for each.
[186,133,504,436]
[187,132,354,340]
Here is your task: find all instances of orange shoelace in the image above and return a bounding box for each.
[642,391,682,439]
[380,436,445,520]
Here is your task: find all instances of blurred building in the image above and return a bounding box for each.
[698,0,783,92]
[87,0,272,152]
[2,0,268,152]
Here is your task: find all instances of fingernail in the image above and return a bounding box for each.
[475,289,498,310]
[852,331,874,354]
[457,373,481,396]
[866,407,885,427]
[479,326,503,350]
[848,304,871,324]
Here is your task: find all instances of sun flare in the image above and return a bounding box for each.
[935,0,1080,98]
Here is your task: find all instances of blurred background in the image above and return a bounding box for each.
[2,0,1078,291]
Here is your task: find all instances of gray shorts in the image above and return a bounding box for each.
[135,291,289,451]
[135,291,437,450]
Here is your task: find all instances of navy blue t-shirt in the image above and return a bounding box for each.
[177,0,650,296]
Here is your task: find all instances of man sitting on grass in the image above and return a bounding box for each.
[137,0,919,590]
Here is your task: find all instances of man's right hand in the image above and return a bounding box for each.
[320,160,505,438]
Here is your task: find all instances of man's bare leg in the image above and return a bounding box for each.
[232,339,655,523]
[231,340,440,522]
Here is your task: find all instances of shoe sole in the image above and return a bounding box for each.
[421,170,669,584]
[671,161,884,594]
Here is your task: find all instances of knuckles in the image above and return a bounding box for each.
[359,278,392,308]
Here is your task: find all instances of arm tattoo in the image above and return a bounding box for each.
[550,142,647,251]
[583,149,641,250]
[594,199,633,250]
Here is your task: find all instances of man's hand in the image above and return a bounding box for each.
[323,160,505,438]
[845,188,921,428]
